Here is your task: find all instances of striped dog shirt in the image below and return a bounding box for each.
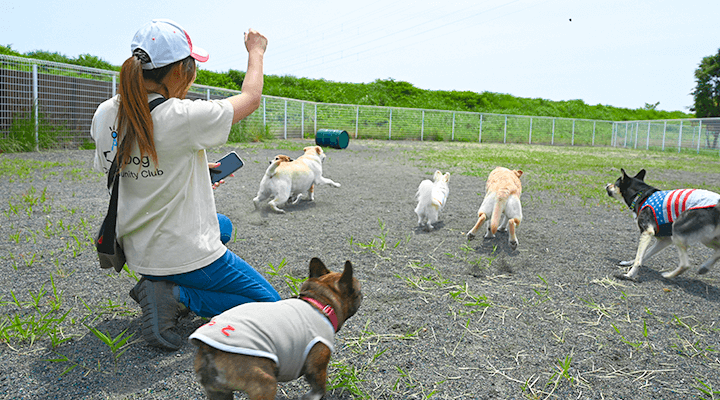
[640,189,720,236]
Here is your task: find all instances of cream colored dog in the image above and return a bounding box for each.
[466,167,523,249]
[414,170,450,231]
[253,146,340,213]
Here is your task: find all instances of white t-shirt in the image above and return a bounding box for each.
[90,93,234,275]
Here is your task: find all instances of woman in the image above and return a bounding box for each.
[90,19,280,350]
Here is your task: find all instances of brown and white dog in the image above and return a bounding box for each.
[190,258,363,400]
[253,146,341,213]
[606,168,720,280]
[466,167,524,250]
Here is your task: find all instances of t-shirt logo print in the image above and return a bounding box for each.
[103,126,119,165]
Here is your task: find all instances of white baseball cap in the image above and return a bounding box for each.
[131,19,209,70]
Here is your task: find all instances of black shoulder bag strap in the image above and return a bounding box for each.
[97,96,167,256]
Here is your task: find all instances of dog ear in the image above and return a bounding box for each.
[515,170,523,178]
[309,257,330,278]
[443,172,450,182]
[635,169,646,181]
[339,261,355,293]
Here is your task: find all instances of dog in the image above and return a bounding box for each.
[606,168,720,280]
[253,146,341,213]
[190,258,362,400]
[414,170,450,231]
[466,167,523,250]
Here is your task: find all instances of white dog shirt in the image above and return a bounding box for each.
[189,298,335,381]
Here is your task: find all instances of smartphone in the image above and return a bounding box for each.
[210,151,244,183]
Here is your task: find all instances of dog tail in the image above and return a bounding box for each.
[265,159,281,177]
[489,191,509,234]
[416,179,433,202]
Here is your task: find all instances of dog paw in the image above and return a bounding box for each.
[613,272,637,282]
[509,240,518,250]
[618,260,634,267]
[698,267,709,275]
[466,232,475,241]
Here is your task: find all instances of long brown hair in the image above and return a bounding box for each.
[116,52,196,171]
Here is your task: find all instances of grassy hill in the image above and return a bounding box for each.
[2,45,692,121]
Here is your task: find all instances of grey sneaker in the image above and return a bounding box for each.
[130,277,189,316]
[135,279,184,350]
[129,277,146,304]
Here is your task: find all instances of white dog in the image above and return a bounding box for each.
[253,146,340,213]
[414,170,450,231]
[466,167,523,250]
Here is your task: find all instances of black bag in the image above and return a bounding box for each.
[95,97,167,273]
[96,157,126,272]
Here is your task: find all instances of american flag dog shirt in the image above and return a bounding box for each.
[640,189,720,237]
[189,298,334,381]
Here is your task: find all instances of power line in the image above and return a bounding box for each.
[272,0,528,76]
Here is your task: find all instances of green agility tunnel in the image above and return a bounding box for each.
[315,129,350,149]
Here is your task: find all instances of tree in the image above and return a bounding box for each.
[691,49,720,149]
[691,49,720,117]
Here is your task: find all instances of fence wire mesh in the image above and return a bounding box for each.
[2,54,720,155]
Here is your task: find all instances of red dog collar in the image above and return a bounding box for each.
[301,297,339,332]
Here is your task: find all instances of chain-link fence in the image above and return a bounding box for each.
[3,54,720,155]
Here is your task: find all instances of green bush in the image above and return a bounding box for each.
[228,119,275,143]
[0,111,63,153]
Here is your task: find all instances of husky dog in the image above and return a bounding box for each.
[414,170,450,231]
[606,168,720,280]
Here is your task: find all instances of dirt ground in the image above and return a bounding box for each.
[1,140,719,400]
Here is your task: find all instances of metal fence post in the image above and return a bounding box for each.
[479,114,483,143]
[301,102,305,139]
[697,120,703,154]
[592,121,596,146]
[551,118,555,145]
[529,117,533,144]
[633,122,638,149]
[503,115,507,144]
[451,112,455,141]
[572,120,576,146]
[314,104,317,135]
[421,110,425,141]
[646,123,651,150]
[389,108,393,140]
[112,75,116,97]
[32,64,39,151]
[624,123,628,148]
[678,121,683,153]
[355,106,359,138]
[262,97,266,129]
[662,121,667,151]
[284,99,288,140]
[206,89,211,101]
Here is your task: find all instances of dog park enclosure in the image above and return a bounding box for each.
[2,54,720,155]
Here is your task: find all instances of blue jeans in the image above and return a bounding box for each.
[145,214,280,317]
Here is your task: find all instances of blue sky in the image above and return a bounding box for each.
[3,0,720,113]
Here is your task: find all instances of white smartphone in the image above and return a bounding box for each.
[210,151,244,183]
